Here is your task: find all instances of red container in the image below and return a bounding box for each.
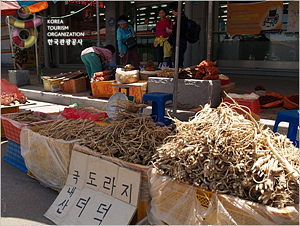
[220,78,230,86]
[223,98,261,115]
[1,111,62,144]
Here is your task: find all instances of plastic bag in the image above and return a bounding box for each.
[260,92,284,108]
[20,127,81,191]
[61,107,108,121]
[1,78,25,99]
[147,168,299,225]
[115,68,139,84]
[283,94,299,110]
[228,92,259,100]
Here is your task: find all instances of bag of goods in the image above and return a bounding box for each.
[283,94,299,110]
[124,64,135,71]
[145,60,156,71]
[195,60,219,80]
[254,85,266,96]
[219,74,230,85]
[157,67,175,78]
[259,92,284,108]
[115,68,139,84]
[92,70,111,82]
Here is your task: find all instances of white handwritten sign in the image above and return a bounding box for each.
[44,150,141,225]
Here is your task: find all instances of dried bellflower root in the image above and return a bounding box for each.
[80,100,172,166]
[152,102,299,208]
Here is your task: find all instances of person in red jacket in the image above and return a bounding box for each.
[154,8,173,68]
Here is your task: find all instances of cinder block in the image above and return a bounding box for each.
[8,70,30,87]
[148,77,221,109]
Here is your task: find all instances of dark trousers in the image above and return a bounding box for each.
[173,39,187,68]
[156,45,172,68]
[122,48,140,70]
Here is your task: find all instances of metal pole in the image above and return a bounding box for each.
[207,1,213,60]
[184,1,192,67]
[6,16,16,70]
[34,14,40,83]
[96,0,100,47]
[172,1,182,120]
[42,11,50,69]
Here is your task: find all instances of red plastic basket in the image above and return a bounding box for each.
[220,78,230,86]
[1,112,62,144]
[223,98,261,115]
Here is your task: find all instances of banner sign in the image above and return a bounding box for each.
[227,1,283,35]
[44,150,141,225]
[68,1,104,9]
[287,1,299,33]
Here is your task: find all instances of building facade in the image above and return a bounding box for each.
[1,1,298,72]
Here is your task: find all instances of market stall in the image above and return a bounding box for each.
[1,61,299,226]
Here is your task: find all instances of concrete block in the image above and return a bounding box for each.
[148,77,221,109]
[8,70,30,87]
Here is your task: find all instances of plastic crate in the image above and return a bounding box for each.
[3,139,28,173]
[219,78,230,86]
[1,111,60,144]
[1,106,19,138]
[223,97,261,114]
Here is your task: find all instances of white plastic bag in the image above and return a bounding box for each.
[115,68,139,84]
[20,127,80,191]
[147,168,299,225]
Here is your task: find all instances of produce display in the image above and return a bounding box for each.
[153,102,299,208]
[156,67,175,78]
[31,118,100,141]
[156,60,220,80]
[124,64,135,71]
[195,60,219,80]
[259,95,282,105]
[287,94,299,105]
[254,85,266,91]
[80,100,171,165]
[92,70,111,82]
[1,92,28,105]
[145,60,156,71]
[6,110,48,123]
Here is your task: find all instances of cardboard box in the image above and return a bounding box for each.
[221,82,235,99]
[91,80,148,103]
[61,77,87,93]
[115,80,148,103]
[43,77,64,92]
[91,80,117,98]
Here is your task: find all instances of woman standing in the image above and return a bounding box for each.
[154,8,173,68]
[116,15,140,70]
[14,46,28,70]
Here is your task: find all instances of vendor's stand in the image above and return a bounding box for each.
[146,101,299,225]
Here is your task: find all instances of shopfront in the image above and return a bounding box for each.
[43,1,298,72]
[212,1,299,70]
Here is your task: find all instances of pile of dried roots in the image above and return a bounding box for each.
[80,100,172,165]
[8,110,46,123]
[32,118,100,141]
[153,102,299,208]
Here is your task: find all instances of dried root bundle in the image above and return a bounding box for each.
[153,103,299,208]
[8,110,44,123]
[32,118,100,141]
[80,101,171,165]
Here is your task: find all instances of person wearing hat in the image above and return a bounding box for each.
[81,45,117,80]
[117,15,140,70]
[167,2,188,68]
